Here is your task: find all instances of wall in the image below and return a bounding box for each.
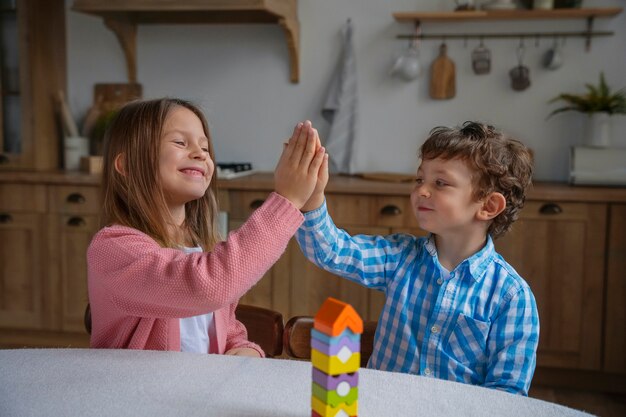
[66,0,626,181]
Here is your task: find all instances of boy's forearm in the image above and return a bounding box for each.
[301,192,325,212]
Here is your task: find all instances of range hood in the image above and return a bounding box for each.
[72,0,300,82]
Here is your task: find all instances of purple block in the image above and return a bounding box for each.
[312,367,359,390]
[311,336,360,356]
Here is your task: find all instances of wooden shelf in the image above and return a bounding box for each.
[393,8,622,51]
[72,0,300,83]
[393,8,622,22]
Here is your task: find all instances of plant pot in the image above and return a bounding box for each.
[584,113,612,148]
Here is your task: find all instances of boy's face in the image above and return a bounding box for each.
[410,157,484,238]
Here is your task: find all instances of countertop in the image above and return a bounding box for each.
[1,170,626,203]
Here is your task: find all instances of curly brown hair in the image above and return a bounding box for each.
[419,121,533,239]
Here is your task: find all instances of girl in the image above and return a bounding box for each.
[87,98,326,356]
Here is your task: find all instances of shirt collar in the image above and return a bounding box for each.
[424,234,495,282]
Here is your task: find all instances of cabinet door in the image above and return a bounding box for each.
[48,214,99,332]
[495,201,607,370]
[605,204,626,373]
[0,212,44,329]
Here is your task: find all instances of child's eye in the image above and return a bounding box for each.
[415,178,423,185]
[174,140,185,146]
[202,147,209,153]
[435,179,447,187]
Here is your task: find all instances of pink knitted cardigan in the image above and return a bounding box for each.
[87,192,303,356]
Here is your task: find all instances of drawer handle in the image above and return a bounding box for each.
[539,203,562,215]
[380,205,402,216]
[66,193,86,204]
[67,216,86,227]
[249,199,265,210]
[0,213,13,223]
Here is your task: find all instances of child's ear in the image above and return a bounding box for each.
[477,192,506,221]
[114,153,126,176]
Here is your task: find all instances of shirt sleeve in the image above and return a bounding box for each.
[224,302,265,357]
[295,199,413,290]
[483,284,540,396]
[88,192,303,319]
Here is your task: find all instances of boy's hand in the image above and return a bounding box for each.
[301,127,329,212]
[274,121,326,209]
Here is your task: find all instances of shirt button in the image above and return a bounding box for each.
[424,368,431,376]
[450,272,455,278]
[431,325,439,334]
[436,278,443,285]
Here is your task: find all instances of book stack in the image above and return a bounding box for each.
[570,146,626,186]
[216,162,255,179]
[311,297,362,417]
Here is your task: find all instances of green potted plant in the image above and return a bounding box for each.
[548,72,626,147]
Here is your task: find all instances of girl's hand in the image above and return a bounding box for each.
[274,121,327,209]
[224,347,262,357]
[300,127,329,212]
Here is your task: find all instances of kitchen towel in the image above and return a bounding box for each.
[322,19,358,174]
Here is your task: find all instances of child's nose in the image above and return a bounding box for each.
[417,184,430,197]
[190,145,207,160]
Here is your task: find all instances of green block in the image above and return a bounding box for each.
[311,382,358,408]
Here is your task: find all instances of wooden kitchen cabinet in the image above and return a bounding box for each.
[47,185,100,332]
[0,0,66,171]
[0,184,46,330]
[495,201,607,371]
[604,204,626,374]
[0,176,96,348]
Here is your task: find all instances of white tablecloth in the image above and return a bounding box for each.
[0,349,591,417]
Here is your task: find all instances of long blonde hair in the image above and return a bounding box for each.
[100,98,221,250]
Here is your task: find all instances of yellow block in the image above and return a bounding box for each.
[311,349,360,375]
[311,395,358,417]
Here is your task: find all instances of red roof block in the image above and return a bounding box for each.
[314,297,363,336]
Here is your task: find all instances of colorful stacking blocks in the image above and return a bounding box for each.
[311,297,363,417]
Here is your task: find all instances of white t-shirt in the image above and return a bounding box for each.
[179,246,217,353]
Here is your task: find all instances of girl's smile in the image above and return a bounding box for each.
[179,167,207,178]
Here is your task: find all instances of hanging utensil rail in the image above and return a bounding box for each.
[397,30,613,49]
[397,31,613,40]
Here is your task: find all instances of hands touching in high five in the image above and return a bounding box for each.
[274,121,329,212]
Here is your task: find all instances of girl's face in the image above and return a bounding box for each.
[159,106,214,219]
[410,157,483,238]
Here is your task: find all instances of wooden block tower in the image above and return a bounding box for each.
[311,297,363,417]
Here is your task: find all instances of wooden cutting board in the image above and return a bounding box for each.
[429,43,456,100]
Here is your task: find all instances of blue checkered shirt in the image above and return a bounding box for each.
[296,200,539,396]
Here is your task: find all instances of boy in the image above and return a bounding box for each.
[297,121,539,395]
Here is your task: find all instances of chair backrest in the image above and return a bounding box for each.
[84,303,92,335]
[283,315,377,367]
[235,304,284,358]
[85,302,284,357]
